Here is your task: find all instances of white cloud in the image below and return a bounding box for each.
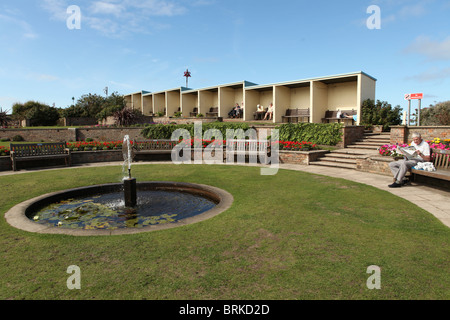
[41,0,69,21]
[39,0,193,37]
[0,13,39,39]
[27,73,60,82]
[109,80,133,89]
[404,36,450,61]
[399,3,427,17]
[405,67,450,82]
[90,2,125,16]
[125,0,187,16]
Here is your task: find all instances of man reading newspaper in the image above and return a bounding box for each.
[388,132,431,188]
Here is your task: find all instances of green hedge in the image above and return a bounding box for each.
[141,122,251,140]
[276,123,343,146]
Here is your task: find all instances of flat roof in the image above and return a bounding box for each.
[127,71,376,96]
[246,71,376,90]
[154,87,191,94]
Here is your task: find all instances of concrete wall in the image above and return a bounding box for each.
[153,93,165,114]
[311,81,328,123]
[274,86,290,123]
[132,93,143,113]
[327,81,358,110]
[219,86,244,118]
[199,90,218,115]
[167,90,181,117]
[143,95,153,115]
[181,92,198,117]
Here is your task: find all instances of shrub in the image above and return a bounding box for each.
[420,101,450,126]
[113,108,144,126]
[361,99,402,130]
[12,135,24,142]
[277,123,343,146]
[13,101,60,126]
[0,108,9,127]
[141,122,251,140]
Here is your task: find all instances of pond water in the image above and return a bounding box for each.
[31,190,217,230]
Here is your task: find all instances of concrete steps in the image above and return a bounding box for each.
[310,131,390,170]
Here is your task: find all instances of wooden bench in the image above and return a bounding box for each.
[10,142,71,171]
[322,110,356,125]
[189,108,198,117]
[133,140,179,156]
[206,107,219,118]
[411,148,450,187]
[281,109,310,123]
[226,139,271,163]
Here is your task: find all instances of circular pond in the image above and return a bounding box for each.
[5,182,233,236]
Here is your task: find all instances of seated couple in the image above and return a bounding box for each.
[228,103,243,118]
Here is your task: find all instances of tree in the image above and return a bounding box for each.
[60,92,127,121]
[113,107,143,126]
[0,108,10,127]
[361,99,402,130]
[12,101,60,126]
[420,101,450,126]
[76,93,105,118]
[96,92,127,121]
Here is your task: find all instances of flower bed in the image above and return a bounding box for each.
[279,140,319,151]
[68,139,321,152]
[66,141,124,151]
[0,146,10,156]
[378,138,450,159]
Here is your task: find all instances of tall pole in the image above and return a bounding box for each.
[407,99,411,126]
[417,99,421,126]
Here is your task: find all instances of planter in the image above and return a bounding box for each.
[279,150,329,165]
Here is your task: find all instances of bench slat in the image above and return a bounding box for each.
[10,142,70,171]
[412,148,450,183]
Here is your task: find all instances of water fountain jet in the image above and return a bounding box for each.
[123,135,137,208]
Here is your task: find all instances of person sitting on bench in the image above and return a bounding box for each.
[388,132,431,188]
[263,103,274,120]
[228,103,241,118]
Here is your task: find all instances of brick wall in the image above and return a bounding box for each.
[76,128,145,142]
[279,150,329,165]
[0,156,11,171]
[356,156,393,176]
[338,126,365,148]
[71,150,123,165]
[391,126,450,144]
[0,128,76,142]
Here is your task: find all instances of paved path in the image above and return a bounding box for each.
[1,161,449,228]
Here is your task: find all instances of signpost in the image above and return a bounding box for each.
[404,93,423,126]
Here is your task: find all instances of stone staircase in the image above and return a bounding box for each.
[310,131,391,170]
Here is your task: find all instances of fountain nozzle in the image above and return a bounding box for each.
[128,168,131,179]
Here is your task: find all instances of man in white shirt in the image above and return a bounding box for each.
[388,132,431,188]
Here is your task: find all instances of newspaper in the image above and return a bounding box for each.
[397,146,420,160]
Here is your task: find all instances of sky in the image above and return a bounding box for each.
[0,0,449,113]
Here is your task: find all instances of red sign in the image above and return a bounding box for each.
[405,93,423,100]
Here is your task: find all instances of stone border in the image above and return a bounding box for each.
[4,181,234,236]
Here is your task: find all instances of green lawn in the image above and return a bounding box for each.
[0,164,448,300]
